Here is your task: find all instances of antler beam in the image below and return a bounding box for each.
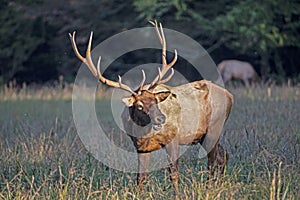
[69,31,138,95]
[69,20,177,94]
[143,20,178,90]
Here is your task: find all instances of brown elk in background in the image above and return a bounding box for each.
[218,60,259,86]
[69,21,234,195]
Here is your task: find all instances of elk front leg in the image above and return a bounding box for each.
[243,78,250,87]
[137,152,151,191]
[165,138,179,194]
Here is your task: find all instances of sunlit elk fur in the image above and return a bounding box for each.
[69,21,234,194]
[218,59,259,86]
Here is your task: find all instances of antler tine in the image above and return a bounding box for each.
[70,31,137,95]
[69,31,98,77]
[158,68,162,80]
[158,68,174,84]
[96,57,137,95]
[85,32,98,77]
[158,22,177,78]
[149,21,167,66]
[117,76,137,95]
[143,21,178,90]
[159,22,167,66]
[137,70,146,91]
[149,20,163,45]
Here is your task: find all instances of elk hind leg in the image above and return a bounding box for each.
[207,143,229,180]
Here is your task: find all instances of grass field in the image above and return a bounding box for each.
[0,84,299,199]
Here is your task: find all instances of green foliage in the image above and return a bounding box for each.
[0,0,148,84]
[214,0,300,54]
[133,0,300,77]
[213,0,299,77]
[0,2,45,84]
[0,0,299,84]
[133,0,188,20]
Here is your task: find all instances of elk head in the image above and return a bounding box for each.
[69,21,177,131]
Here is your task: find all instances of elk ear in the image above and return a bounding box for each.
[122,96,135,107]
[155,91,171,103]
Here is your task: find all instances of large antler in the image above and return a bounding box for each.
[143,20,178,90]
[69,31,141,95]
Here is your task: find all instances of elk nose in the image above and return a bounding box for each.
[156,115,166,124]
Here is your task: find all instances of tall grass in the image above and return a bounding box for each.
[0,83,299,199]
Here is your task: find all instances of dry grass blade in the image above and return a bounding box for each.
[0,84,299,199]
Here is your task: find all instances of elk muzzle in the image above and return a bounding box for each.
[149,104,166,131]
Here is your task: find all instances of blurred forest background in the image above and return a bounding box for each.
[0,0,299,85]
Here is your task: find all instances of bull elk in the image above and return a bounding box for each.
[218,59,259,86]
[69,21,234,194]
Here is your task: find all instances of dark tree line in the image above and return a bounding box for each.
[0,0,299,85]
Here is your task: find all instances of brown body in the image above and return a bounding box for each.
[122,80,233,152]
[218,60,259,86]
[69,21,234,195]
[121,80,233,193]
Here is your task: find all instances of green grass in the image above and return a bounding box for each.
[0,84,299,199]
